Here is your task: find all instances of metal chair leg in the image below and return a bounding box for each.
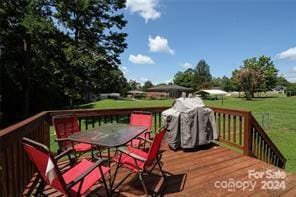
[139,171,149,196]
[36,178,45,197]
[157,160,166,180]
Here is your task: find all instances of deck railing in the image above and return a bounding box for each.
[249,115,286,168]
[211,107,286,168]
[0,112,50,197]
[0,106,286,196]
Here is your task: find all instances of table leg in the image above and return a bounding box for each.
[107,147,112,191]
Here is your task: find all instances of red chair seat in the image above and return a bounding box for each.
[113,128,167,196]
[73,143,92,152]
[115,146,148,172]
[63,159,110,196]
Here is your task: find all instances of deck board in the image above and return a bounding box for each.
[24,143,295,196]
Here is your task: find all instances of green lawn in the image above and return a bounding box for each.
[79,99,173,109]
[205,96,296,172]
[51,96,296,172]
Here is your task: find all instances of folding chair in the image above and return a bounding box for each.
[129,111,153,148]
[52,114,94,158]
[22,137,110,197]
[112,127,167,196]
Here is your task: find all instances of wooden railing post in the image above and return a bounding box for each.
[243,112,252,156]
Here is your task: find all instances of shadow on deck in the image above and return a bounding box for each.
[23,143,296,197]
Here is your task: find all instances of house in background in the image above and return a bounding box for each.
[273,85,286,94]
[146,92,169,99]
[147,84,193,98]
[99,93,121,100]
[127,90,145,99]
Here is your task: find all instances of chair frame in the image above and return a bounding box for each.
[112,127,167,196]
[52,114,95,158]
[22,137,110,197]
[130,111,153,148]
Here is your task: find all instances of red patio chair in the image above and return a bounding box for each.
[22,137,110,196]
[129,111,153,147]
[52,114,93,157]
[112,127,167,196]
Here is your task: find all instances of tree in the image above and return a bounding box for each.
[233,56,278,99]
[0,0,128,127]
[142,81,154,92]
[53,0,128,102]
[194,60,212,90]
[234,68,262,100]
[173,68,195,89]
[212,76,236,92]
[276,75,290,87]
[127,80,141,90]
[1,0,68,124]
[257,56,278,91]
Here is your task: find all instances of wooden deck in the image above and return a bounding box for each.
[24,143,296,197]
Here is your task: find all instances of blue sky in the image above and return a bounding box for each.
[120,0,296,84]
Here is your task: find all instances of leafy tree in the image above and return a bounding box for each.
[53,0,128,102]
[1,0,68,124]
[276,75,290,87]
[127,80,141,90]
[0,0,128,126]
[233,56,278,99]
[142,81,154,92]
[234,68,262,100]
[194,60,212,89]
[173,68,195,89]
[257,56,278,91]
[212,76,236,92]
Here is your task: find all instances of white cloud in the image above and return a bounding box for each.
[139,77,149,84]
[129,54,155,64]
[148,35,175,55]
[165,78,173,84]
[276,47,296,60]
[283,67,296,82]
[126,0,161,23]
[180,62,193,69]
[285,74,296,82]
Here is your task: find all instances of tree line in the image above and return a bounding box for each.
[173,56,295,100]
[0,0,129,127]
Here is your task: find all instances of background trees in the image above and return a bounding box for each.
[194,60,212,89]
[212,76,237,92]
[0,0,128,126]
[173,68,195,89]
[141,81,154,92]
[173,60,212,90]
[172,56,285,100]
[233,56,278,99]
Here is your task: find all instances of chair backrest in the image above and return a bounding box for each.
[130,111,152,131]
[145,127,167,167]
[52,115,80,147]
[22,138,67,194]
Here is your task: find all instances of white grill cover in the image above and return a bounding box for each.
[162,97,218,149]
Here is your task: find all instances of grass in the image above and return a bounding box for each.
[205,96,296,172]
[50,96,296,172]
[79,99,173,109]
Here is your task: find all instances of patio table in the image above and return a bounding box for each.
[68,123,147,148]
[68,123,147,167]
[68,123,147,194]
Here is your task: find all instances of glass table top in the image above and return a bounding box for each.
[68,123,147,147]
